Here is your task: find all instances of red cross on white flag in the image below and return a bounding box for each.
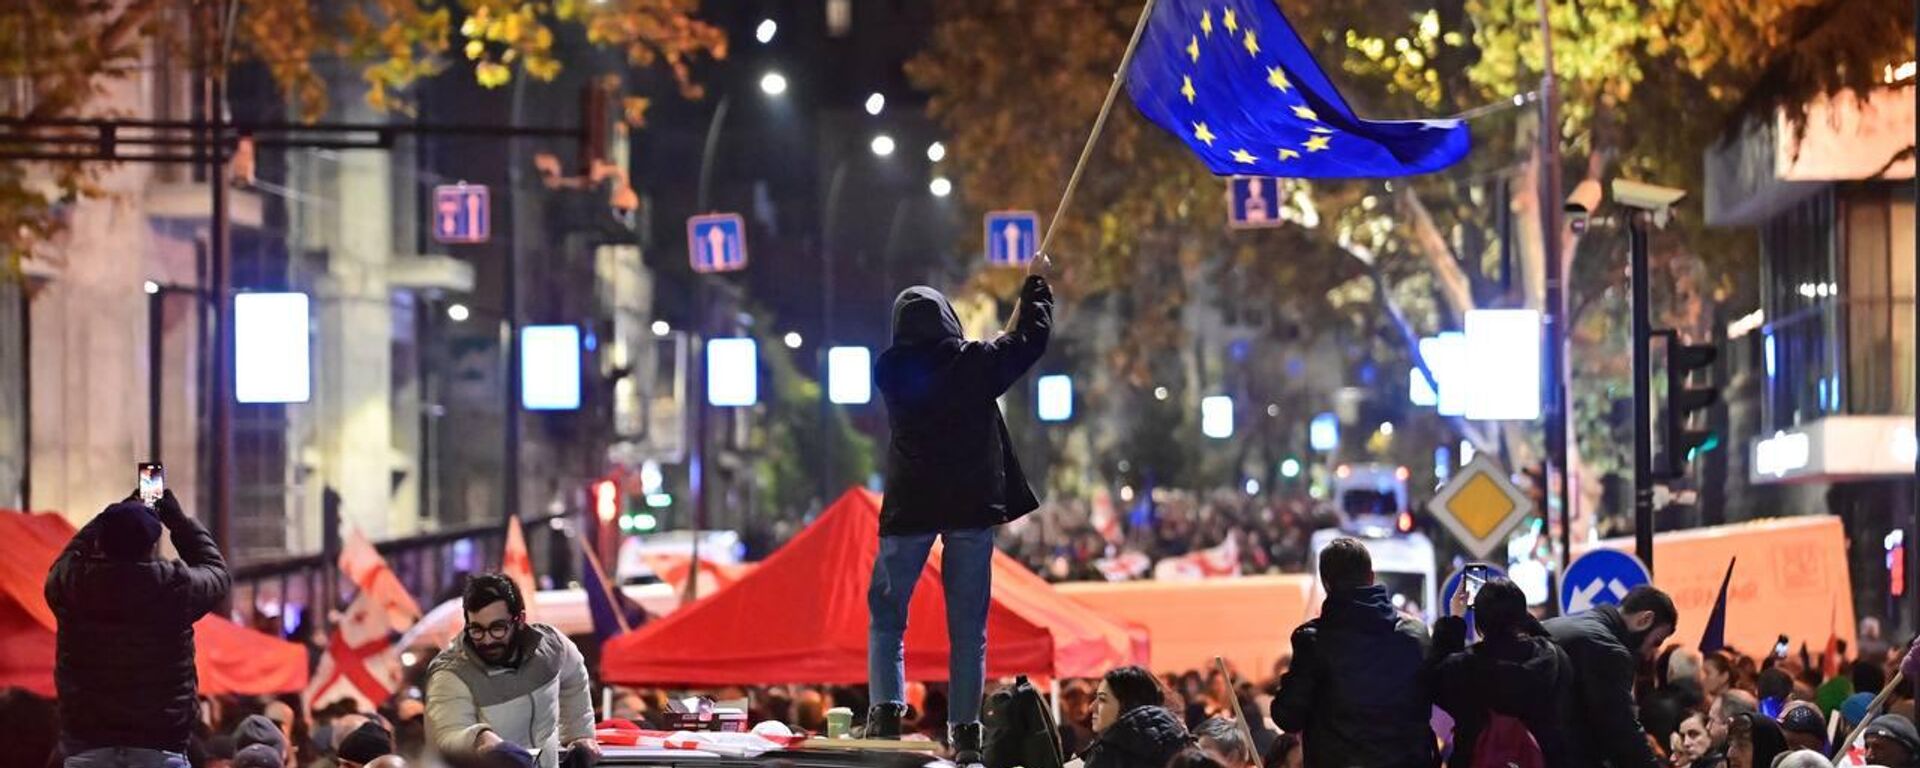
[338,527,422,631]
[304,591,403,713]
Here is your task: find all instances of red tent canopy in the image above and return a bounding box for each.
[0,510,310,697]
[601,489,1145,686]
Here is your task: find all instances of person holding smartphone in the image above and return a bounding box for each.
[45,472,231,768]
[1427,576,1576,768]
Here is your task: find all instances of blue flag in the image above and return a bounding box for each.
[1697,557,1736,654]
[581,541,648,643]
[1125,0,1471,177]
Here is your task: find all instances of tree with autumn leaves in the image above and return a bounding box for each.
[909,0,1911,536]
[0,0,726,272]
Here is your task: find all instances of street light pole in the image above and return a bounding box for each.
[1629,212,1655,573]
[1535,0,1572,582]
[696,95,733,215]
[207,62,234,557]
[820,161,849,504]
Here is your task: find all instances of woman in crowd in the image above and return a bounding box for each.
[1428,577,1575,768]
[1670,711,1721,768]
[1082,666,1191,768]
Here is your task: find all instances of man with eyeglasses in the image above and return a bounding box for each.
[425,574,597,768]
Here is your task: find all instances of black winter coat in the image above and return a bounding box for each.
[1427,615,1578,768]
[1542,607,1663,768]
[45,495,230,754]
[1082,706,1189,768]
[874,277,1051,535]
[1271,585,1435,768]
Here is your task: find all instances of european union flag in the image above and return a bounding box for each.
[1126,0,1471,177]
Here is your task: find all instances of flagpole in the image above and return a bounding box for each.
[1037,0,1160,258]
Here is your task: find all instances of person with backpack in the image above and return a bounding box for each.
[1428,577,1576,768]
[1270,538,1434,768]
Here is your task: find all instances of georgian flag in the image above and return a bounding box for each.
[338,527,421,631]
[304,591,403,713]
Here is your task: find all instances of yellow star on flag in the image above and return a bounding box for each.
[1223,7,1238,33]
[1267,66,1292,92]
[1243,30,1259,56]
[1304,134,1332,152]
[1188,36,1200,62]
[1200,9,1212,36]
[1310,125,1334,134]
[1231,148,1257,164]
[1291,104,1319,121]
[1278,148,1302,160]
[1193,122,1217,146]
[1182,76,1196,103]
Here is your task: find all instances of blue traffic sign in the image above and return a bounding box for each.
[1561,549,1651,614]
[1228,177,1284,229]
[433,184,490,244]
[688,213,748,273]
[1441,562,1507,616]
[984,210,1039,268]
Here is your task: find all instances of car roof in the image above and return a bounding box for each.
[601,747,951,768]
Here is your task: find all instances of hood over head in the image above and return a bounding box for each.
[891,286,963,346]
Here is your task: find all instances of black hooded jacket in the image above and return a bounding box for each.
[1082,705,1189,768]
[45,493,230,754]
[1542,607,1664,768]
[1271,584,1434,768]
[1427,615,1578,768]
[874,276,1051,535]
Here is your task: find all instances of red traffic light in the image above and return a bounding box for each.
[594,480,618,523]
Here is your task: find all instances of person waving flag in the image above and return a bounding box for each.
[1124,0,1470,177]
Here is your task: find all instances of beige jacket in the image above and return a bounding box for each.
[425,624,594,768]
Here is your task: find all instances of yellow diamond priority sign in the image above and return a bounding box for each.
[1427,456,1534,559]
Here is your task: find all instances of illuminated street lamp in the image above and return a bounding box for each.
[755,19,777,43]
[759,72,788,96]
[865,92,886,116]
[926,141,946,162]
[929,177,952,197]
[1201,396,1234,439]
[870,134,895,157]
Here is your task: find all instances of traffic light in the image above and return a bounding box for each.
[1661,333,1719,479]
[594,480,618,524]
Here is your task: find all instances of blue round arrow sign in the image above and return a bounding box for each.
[1560,549,1651,615]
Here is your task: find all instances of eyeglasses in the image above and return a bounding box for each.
[465,620,515,641]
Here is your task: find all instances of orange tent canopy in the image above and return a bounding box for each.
[601,489,1144,686]
[0,510,310,697]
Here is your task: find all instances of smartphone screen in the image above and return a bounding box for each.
[1773,635,1790,659]
[138,462,165,506]
[1464,565,1487,603]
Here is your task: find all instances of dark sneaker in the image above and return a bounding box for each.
[865,702,908,739]
[950,722,983,766]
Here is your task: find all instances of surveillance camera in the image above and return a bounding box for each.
[1565,203,1590,236]
[1610,179,1687,212]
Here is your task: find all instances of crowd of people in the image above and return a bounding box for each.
[997,491,1337,582]
[23,482,1920,768]
[1020,539,1920,768]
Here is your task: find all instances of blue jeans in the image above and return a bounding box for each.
[64,748,190,768]
[868,528,995,725]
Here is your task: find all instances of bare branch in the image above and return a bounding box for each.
[1395,188,1477,318]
